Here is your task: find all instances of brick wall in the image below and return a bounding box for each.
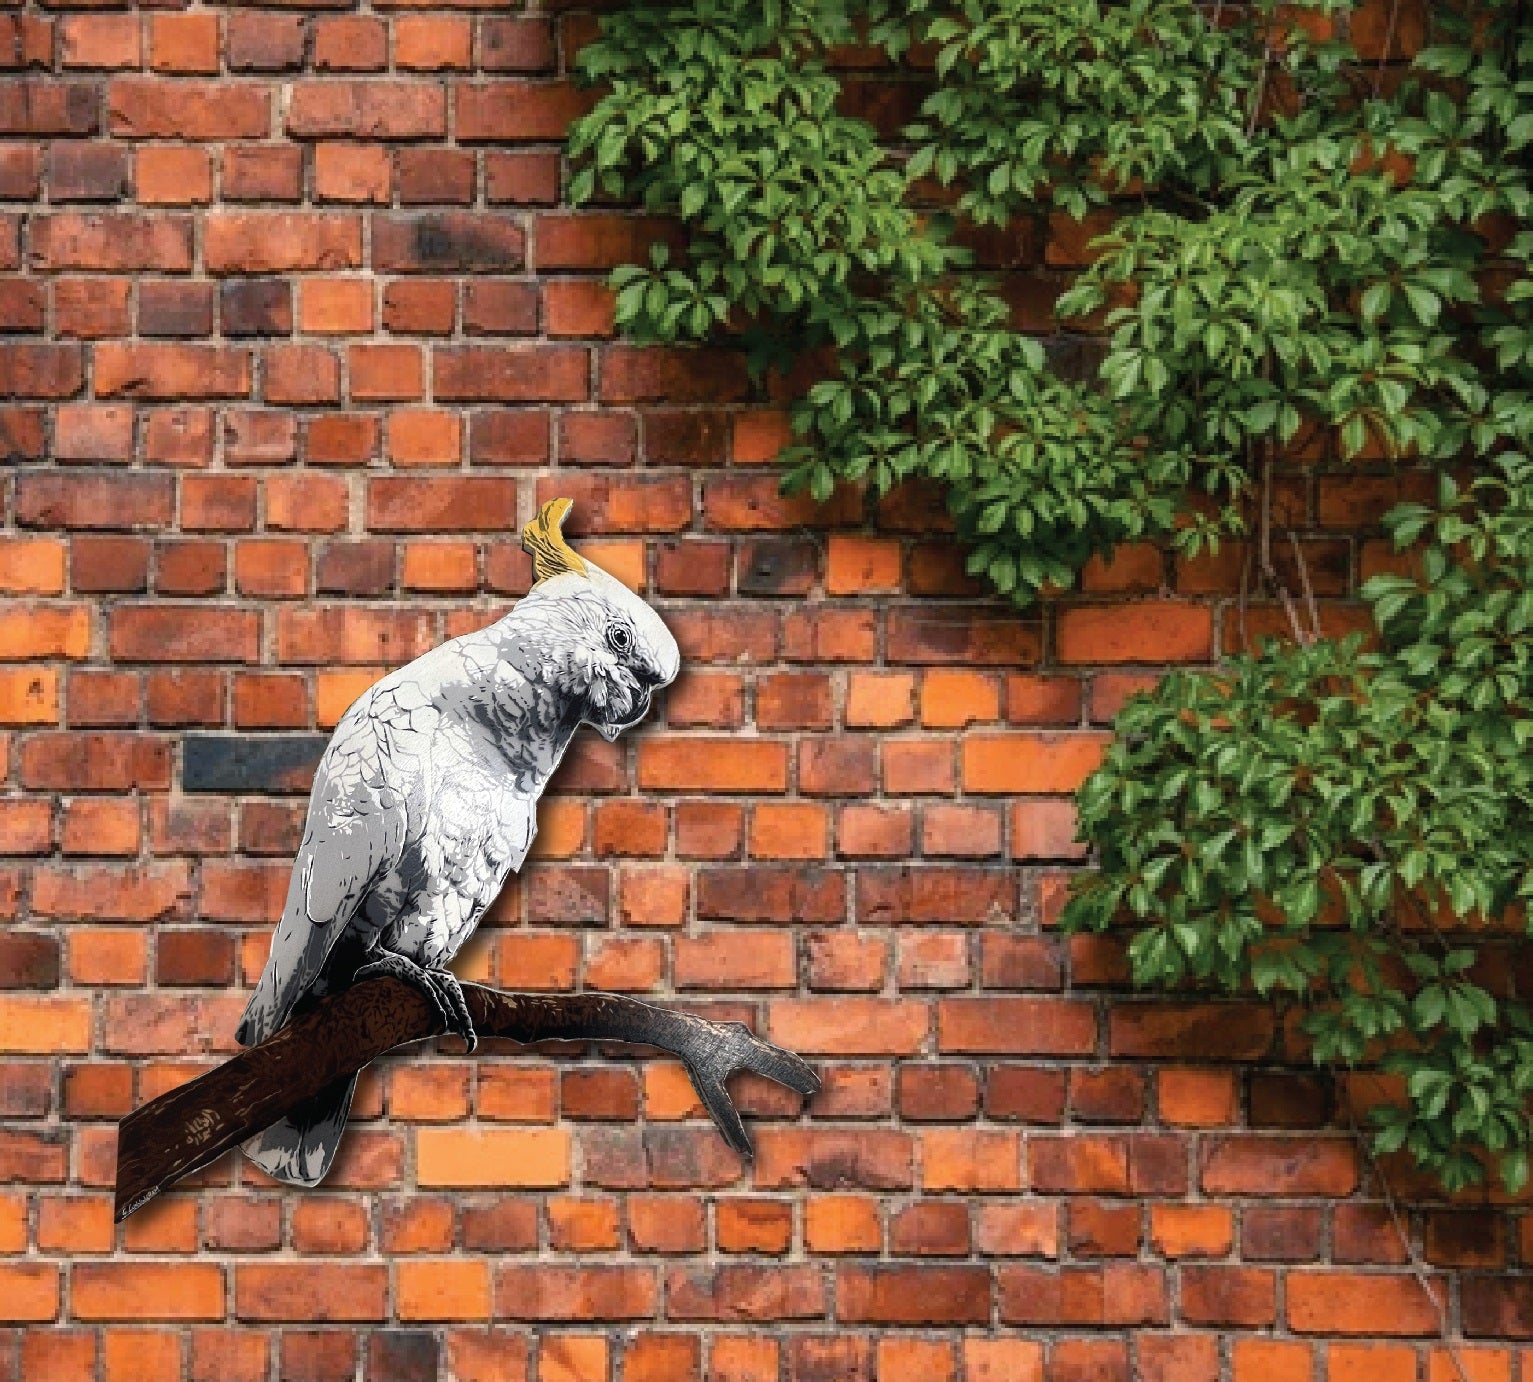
[3,0,1529,1377]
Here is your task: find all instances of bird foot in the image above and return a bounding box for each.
[669,1018,820,1159]
[354,954,477,1054]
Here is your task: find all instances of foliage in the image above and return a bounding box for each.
[567,0,1533,1193]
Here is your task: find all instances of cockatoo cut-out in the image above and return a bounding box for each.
[226,500,791,1188]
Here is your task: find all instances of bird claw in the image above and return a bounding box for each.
[678,1019,820,1159]
[355,955,477,1054]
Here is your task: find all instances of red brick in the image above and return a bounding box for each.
[150,13,218,72]
[961,732,1112,793]
[1056,602,1214,663]
[313,16,386,71]
[999,1264,1168,1326]
[109,80,269,138]
[838,1266,988,1324]
[494,1265,656,1320]
[111,605,259,662]
[0,342,82,396]
[287,82,446,138]
[235,1265,387,1322]
[1287,1271,1442,1335]
[75,1263,224,1320]
[1201,1136,1359,1196]
[434,345,586,401]
[95,344,249,400]
[456,81,596,141]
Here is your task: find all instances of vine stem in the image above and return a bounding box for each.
[1342,1069,1471,1382]
[1372,0,1405,99]
[1287,528,1323,643]
[1258,440,1312,646]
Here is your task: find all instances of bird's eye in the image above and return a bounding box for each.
[606,623,633,654]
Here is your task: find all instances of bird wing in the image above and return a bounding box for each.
[234,702,404,1046]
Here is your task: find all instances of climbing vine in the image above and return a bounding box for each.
[567,1,1533,1194]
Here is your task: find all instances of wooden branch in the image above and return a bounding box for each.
[114,977,820,1222]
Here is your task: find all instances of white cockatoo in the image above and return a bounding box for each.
[235,498,681,1186]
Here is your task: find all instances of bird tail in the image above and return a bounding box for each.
[240,1073,358,1188]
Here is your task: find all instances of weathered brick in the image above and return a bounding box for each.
[206,213,362,273]
[109,80,269,138]
[287,82,446,138]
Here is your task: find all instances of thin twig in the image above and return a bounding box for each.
[1259,443,1310,645]
[1238,529,1254,655]
[1287,528,1323,643]
[1373,0,1405,99]
[1343,1070,1472,1382]
[1247,42,1275,137]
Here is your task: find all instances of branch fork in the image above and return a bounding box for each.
[113,977,819,1222]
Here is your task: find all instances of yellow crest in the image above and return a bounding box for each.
[521,497,589,583]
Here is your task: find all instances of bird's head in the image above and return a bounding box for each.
[512,498,681,741]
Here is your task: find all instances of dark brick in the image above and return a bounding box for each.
[182,734,329,793]
[366,1332,438,1382]
[316,541,395,596]
[373,213,525,273]
[737,538,819,597]
[0,932,60,989]
[139,280,214,338]
[221,280,292,337]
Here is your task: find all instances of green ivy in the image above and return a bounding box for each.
[567,0,1533,1193]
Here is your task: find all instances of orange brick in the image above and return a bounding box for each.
[316,668,384,727]
[716,1199,793,1254]
[826,534,902,593]
[538,1335,607,1382]
[416,1127,569,1187]
[388,409,463,465]
[919,674,1005,729]
[73,1263,224,1320]
[1056,601,1213,663]
[66,928,149,986]
[805,1195,881,1254]
[300,278,374,333]
[397,1260,492,1321]
[964,1338,1045,1382]
[390,1064,470,1121]
[402,541,477,592]
[477,1067,557,1121]
[732,410,792,464]
[962,731,1112,793]
[920,1127,1021,1191]
[1149,1204,1233,1258]
[0,996,93,1053]
[638,738,787,793]
[1327,1343,1418,1382]
[0,538,66,594]
[749,802,828,860]
[846,672,915,728]
[38,1194,114,1253]
[395,15,472,69]
[769,998,927,1056]
[149,13,218,72]
[1158,1068,1237,1126]
[135,143,213,205]
[548,1196,620,1252]
[234,1264,385,1322]
[313,143,392,204]
[61,797,140,855]
[876,1338,957,1382]
[0,604,91,658]
[0,798,51,854]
